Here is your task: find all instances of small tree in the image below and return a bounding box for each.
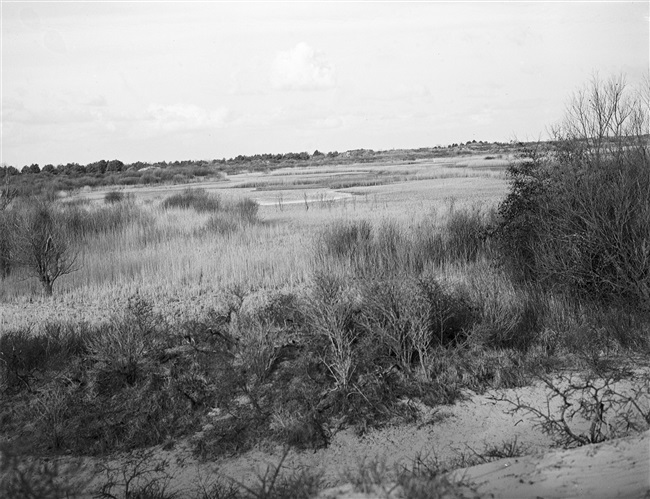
[14,202,79,295]
[0,168,18,278]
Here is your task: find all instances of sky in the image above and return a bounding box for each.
[1,1,648,167]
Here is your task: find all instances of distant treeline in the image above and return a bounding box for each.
[1,140,515,196]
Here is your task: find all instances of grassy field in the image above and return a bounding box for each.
[0,155,508,327]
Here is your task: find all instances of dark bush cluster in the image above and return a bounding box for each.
[496,76,650,310]
[60,198,150,243]
[161,188,222,212]
[103,190,124,204]
[161,188,261,235]
[315,212,493,279]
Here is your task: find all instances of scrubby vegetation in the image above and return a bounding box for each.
[0,74,649,497]
[497,75,650,310]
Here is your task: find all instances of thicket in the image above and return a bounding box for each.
[496,75,650,310]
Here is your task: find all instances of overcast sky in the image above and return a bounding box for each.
[1,1,648,166]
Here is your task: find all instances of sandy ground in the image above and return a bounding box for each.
[453,429,650,499]
[42,375,646,498]
[317,430,650,498]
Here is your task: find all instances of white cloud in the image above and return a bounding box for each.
[312,116,343,129]
[144,103,229,133]
[270,42,336,91]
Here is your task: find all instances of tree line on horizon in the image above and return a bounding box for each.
[2,139,507,178]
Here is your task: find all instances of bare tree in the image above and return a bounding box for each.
[551,73,649,167]
[14,201,79,296]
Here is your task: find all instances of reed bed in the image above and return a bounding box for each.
[0,175,507,330]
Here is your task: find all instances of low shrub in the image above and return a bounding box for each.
[162,188,221,212]
[492,369,650,448]
[359,276,476,375]
[315,219,372,263]
[60,200,149,243]
[116,176,139,186]
[232,198,259,224]
[203,214,240,235]
[315,210,494,280]
[444,205,494,262]
[0,323,87,394]
[94,449,175,499]
[466,270,544,351]
[139,172,162,185]
[104,190,124,204]
[198,197,260,236]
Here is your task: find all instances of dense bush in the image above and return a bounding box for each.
[359,276,476,373]
[0,323,87,394]
[496,75,650,309]
[533,156,649,307]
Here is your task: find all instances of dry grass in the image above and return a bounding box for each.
[0,167,508,331]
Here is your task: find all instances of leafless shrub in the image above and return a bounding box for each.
[490,369,650,448]
[227,447,323,499]
[95,448,177,499]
